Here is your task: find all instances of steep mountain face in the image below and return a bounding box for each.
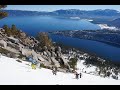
[109,18,120,28]
[1,26,117,75]
[0,27,80,72]
[1,27,120,80]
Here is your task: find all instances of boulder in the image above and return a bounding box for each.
[60,55,72,72]
[51,57,60,68]
[8,36,19,44]
[46,50,51,57]
[51,51,57,57]
[0,40,7,49]
[20,32,26,38]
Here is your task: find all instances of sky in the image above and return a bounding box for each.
[6,5,120,12]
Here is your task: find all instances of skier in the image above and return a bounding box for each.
[52,69,55,75]
[106,71,111,77]
[114,70,119,80]
[31,63,36,70]
[75,71,79,79]
[52,66,57,75]
[79,72,82,78]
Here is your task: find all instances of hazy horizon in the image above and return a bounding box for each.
[6,5,120,12]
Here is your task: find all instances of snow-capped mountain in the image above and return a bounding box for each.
[4,9,120,18]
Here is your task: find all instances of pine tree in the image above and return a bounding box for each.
[0,5,8,19]
[11,24,17,31]
[68,57,78,69]
[2,25,11,36]
[11,24,17,35]
[2,25,9,31]
[0,5,7,9]
[36,32,53,49]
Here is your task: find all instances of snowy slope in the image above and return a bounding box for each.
[97,24,118,30]
[0,55,120,85]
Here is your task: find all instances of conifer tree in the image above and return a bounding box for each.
[0,5,8,18]
[36,32,53,49]
[2,25,11,36]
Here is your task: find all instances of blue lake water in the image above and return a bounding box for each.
[50,34,120,62]
[0,16,100,36]
[0,16,120,62]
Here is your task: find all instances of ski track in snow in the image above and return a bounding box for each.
[0,55,120,85]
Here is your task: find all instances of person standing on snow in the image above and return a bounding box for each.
[52,66,57,75]
[75,71,79,79]
[79,72,82,78]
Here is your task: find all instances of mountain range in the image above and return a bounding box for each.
[109,18,120,28]
[4,9,120,18]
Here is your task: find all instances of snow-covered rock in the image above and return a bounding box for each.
[98,24,118,30]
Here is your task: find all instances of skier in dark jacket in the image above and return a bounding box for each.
[79,72,82,78]
[52,66,57,75]
[75,72,79,79]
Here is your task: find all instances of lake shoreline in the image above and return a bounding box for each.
[50,34,120,63]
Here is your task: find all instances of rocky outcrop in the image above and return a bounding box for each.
[39,46,72,70]
[0,39,7,49]
[40,46,60,67]
[0,28,75,73]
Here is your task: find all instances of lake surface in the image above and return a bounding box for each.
[0,16,100,36]
[0,16,120,62]
[50,34,120,62]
